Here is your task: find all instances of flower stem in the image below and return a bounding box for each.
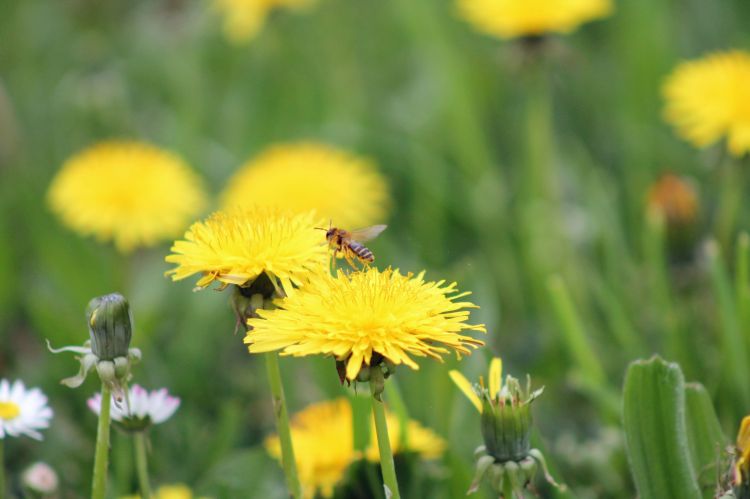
[370,368,401,499]
[264,352,301,499]
[134,432,152,499]
[0,438,5,498]
[92,382,112,499]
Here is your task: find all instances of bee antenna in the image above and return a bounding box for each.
[314,227,327,231]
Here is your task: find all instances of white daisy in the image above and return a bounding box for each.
[0,379,53,440]
[88,385,180,431]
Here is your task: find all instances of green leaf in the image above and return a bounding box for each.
[623,356,702,499]
[684,383,727,497]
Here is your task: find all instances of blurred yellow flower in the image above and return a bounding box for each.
[735,415,750,485]
[48,141,207,253]
[165,207,328,294]
[663,50,750,157]
[213,0,315,44]
[245,267,485,380]
[364,410,446,462]
[221,142,389,229]
[265,398,445,498]
[456,0,612,39]
[121,483,208,499]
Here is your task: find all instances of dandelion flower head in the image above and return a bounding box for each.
[221,142,389,229]
[0,379,53,440]
[165,207,328,294]
[48,141,207,252]
[457,0,613,39]
[663,50,750,157]
[246,267,485,380]
[265,398,445,498]
[213,0,315,44]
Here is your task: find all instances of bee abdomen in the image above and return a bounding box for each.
[349,241,375,262]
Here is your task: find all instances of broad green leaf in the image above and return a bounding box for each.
[623,356,701,499]
[685,383,727,498]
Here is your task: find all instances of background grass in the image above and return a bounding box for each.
[1,0,750,497]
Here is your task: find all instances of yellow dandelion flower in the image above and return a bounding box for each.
[265,398,445,498]
[213,0,315,44]
[165,207,328,294]
[266,399,354,498]
[456,0,612,39]
[121,484,209,499]
[47,141,207,253]
[221,142,389,229]
[663,50,750,157]
[245,267,486,380]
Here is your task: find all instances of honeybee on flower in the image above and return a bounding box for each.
[321,224,387,268]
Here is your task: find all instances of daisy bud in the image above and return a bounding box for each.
[21,462,59,496]
[87,293,132,361]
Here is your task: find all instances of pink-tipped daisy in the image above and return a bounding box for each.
[88,384,180,432]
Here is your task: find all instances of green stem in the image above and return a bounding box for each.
[525,63,553,202]
[715,153,741,248]
[369,369,400,499]
[0,438,4,498]
[706,240,750,411]
[502,472,514,499]
[92,383,112,499]
[547,275,606,386]
[264,352,301,499]
[134,432,152,499]
[643,210,687,367]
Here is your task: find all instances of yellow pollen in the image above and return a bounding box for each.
[0,401,20,420]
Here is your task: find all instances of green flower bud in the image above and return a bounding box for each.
[87,293,132,361]
[480,376,537,462]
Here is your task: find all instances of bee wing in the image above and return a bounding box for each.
[349,224,387,242]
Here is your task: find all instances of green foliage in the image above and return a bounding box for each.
[623,357,726,499]
[1,0,750,496]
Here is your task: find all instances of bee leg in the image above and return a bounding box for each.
[344,252,358,270]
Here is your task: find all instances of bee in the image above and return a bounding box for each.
[321,224,387,268]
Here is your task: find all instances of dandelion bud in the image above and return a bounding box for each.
[450,358,563,496]
[87,293,132,361]
[21,462,59,495]
[480,376,534,461]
